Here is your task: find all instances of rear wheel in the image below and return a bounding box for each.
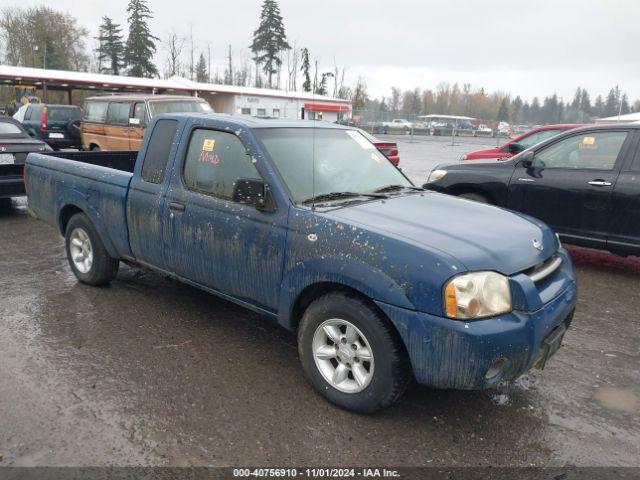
[90,144,101,151]
[65,213,119,286]
[458,192,491,204]
[298,292,411,413]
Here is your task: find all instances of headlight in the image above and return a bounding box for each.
[428,169,447,182]
[444,271,512,319]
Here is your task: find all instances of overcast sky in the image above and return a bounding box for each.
[20,0,640,101]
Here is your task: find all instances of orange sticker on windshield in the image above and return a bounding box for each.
[202,139,216,151]
[582,136,596,146]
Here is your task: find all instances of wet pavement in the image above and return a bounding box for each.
[0,192,639,467]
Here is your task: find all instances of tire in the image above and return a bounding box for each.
[458,192,491,204]
[298,292,411,413]
[65,213,119,286]
[90,144,101,151]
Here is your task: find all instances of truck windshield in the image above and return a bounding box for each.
[255,128,413,204]
[148,100,213,117]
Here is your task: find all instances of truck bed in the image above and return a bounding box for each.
[26,151,137,259]
[42,151,138,173]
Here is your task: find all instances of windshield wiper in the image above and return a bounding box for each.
[301,191,387,205]
[373,184,424,193]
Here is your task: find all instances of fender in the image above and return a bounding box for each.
[56,190,120,260]
[277,255,415,330]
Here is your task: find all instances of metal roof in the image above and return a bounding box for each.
[0,65,350,105]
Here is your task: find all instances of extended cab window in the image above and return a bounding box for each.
[532,131,628,170]
[183,129,261,200]
[141,119,179,184]
[84,101,108,123]
[107,102,131,125]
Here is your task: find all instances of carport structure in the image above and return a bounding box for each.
[0,65,352,121]
[0,65,198,104]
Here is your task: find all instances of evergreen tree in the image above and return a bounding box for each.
[250,0,290,87]
[620,94,630,115]
[604,86,621,117]
[195,53,208,82]
[43,37,63,70]
[96,16,124,75]
[593,95,605,118]
[580,89,591,116]
[124,0,158,78]
[300,47,311,92]
[496,98,509,121]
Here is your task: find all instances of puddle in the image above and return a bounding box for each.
[593,387,638,413]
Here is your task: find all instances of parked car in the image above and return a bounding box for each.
[382,119,413,130]
[425,124,640,256]
[474,124,494,137]
[461,124,583,161]
[359,129,400,166]
[81,94,213,151]
[13,104,82,150]
[26,115,577,412]
[0,116,50,204]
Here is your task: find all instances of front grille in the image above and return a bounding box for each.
[524,253,563,283]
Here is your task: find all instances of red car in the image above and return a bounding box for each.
[460,124,583,161]
[359,129,400,166]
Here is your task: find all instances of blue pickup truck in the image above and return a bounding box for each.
[26,114,577,412]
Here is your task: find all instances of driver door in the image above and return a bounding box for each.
[508,130,631,247]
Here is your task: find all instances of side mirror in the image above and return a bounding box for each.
[520,150,535,168]
[232,178,275,211]
[508,142,524,154]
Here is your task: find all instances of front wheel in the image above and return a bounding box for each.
[298,292,411,413]
[65,213,119,286]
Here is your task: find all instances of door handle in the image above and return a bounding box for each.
[168,202,186,212]
[588,180,612,187]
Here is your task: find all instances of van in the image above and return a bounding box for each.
[81,95,213,151]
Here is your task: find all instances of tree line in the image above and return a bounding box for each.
[357,83,640,124]
[0,1,638,123]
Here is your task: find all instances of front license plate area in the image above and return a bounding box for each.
[535,325,566,369]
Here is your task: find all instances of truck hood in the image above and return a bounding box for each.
[323,192,558,276]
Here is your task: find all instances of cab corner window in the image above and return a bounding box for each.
[140,119,179,184]
[532,131,628,170]
[183,129,261,202]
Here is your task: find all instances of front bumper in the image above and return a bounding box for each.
[376,252,577,389]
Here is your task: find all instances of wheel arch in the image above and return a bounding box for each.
[447,185,496,204]
[57,201,119,259]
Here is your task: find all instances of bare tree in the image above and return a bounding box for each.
[162,31,185,79]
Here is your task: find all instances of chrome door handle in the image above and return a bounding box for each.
[588,180,612,187]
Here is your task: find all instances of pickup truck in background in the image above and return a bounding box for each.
[26,114,577,412]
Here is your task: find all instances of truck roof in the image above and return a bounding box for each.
[163,113,353,130]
